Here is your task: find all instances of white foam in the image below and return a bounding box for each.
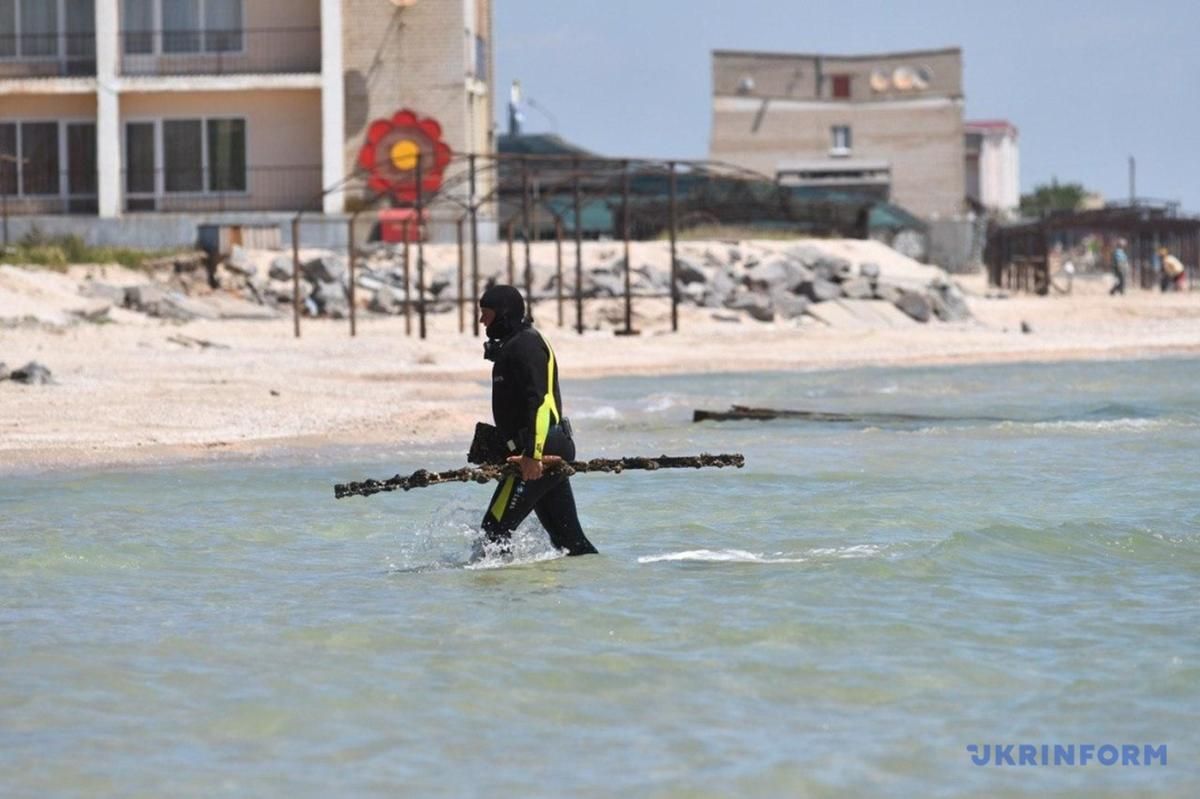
[642,396,678,413]
[573,405,622,420]
[997,418,1178,433]
[638,549,808,564]
[806,544,884,559]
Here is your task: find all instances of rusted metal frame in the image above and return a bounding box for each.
[416,155,427,340]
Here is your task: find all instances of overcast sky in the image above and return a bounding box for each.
[494,0,1200,210]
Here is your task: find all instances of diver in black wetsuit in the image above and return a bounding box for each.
[477,285,597,556]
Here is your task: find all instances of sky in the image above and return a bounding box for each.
[494,0,1200,210]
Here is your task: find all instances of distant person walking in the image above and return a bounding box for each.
[1109,239,1130,296]
[1159,247,1186,292]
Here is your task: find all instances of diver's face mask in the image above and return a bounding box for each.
[483,337,503,361]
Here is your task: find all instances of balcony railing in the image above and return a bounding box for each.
[123,166,323,213]
[0,34,96,79]
[119,28,321,77]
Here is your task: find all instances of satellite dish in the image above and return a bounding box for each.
[914,65,933,89]
[869,69,890,92]
[737,75,756,95]
[892,66,916,91]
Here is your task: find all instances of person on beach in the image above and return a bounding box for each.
[1109,239,1130,295]
[1159,247,1186,292]
[476,285,597,557]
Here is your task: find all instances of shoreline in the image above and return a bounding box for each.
[5,261,1200,476]
[5,344,1198,479]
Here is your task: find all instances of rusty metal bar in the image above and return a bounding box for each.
[456,217,465,334]
[347,216,357,337]
[521,156,533,317]
[573,158,583,335]
[668,160,679,333]
[469,153,481,336]
[555,218,564,327]
[291,217,301,338]
[416,155,426,340]
[506,219,515,285]
[621,160,634,335]
[403,222,412,336]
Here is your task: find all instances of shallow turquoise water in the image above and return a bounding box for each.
[3,358,1199,797]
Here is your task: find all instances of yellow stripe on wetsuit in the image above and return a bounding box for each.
[531,332,559,460]
[489,475,517,521]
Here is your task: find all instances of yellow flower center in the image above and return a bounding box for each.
[389,139,420,171]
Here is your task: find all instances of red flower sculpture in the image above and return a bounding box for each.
[357,109,453,202]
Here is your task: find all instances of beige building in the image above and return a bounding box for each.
[710,47,966,218]
[0,0,493,219]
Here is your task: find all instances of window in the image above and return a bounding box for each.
[64,0,95,58]
[19,0,56,56]
[162,0,200,53]
[0,120,97,201]
[21,122,60,195]
[207,118,245,191]
[474,35,486,81]
[123,0,153,54]
[0,1,15,58]
[0,124,16,196]
[127,0,243,55]
[831,125,852,155]
[129,117,247,198]
[204,0,241,52]
[66,122,96,196]
[163,119,203,192]
[831,74,851,100]
[0,0,59,57]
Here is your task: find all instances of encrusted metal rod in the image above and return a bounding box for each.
[334,453,746,499]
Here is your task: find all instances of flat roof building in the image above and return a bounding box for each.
[0,0,493,220]
[710,47,966,218]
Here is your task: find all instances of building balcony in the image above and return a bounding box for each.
[118,27,321,77]
[123,165,323,213]
[0,34,96,79]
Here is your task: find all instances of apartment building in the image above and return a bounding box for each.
[710,47,966,218]
[0,0,493,221]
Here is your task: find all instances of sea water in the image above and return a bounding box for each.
[2,358,1198,798]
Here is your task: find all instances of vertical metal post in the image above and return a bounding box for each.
[347,215,357,337]
[668,160,679,333]
[416,155,426,340]
[291,217,301,338]
[469,153,481,336]
[456,217,465,333]
[403,221,412,336]
[621,160,633,335]
[506,220,515,284]
[555,218,564,327]
[521,156,533,317]
[573,158,583,335]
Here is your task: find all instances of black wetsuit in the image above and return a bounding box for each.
[480,324,596,556]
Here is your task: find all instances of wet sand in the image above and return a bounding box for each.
[3,269,1198,474]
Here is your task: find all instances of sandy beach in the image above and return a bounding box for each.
[3,247,1199,474]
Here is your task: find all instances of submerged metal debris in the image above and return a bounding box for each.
[334,453,746,499]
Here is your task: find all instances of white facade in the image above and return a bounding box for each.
[965,120,1019,215]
